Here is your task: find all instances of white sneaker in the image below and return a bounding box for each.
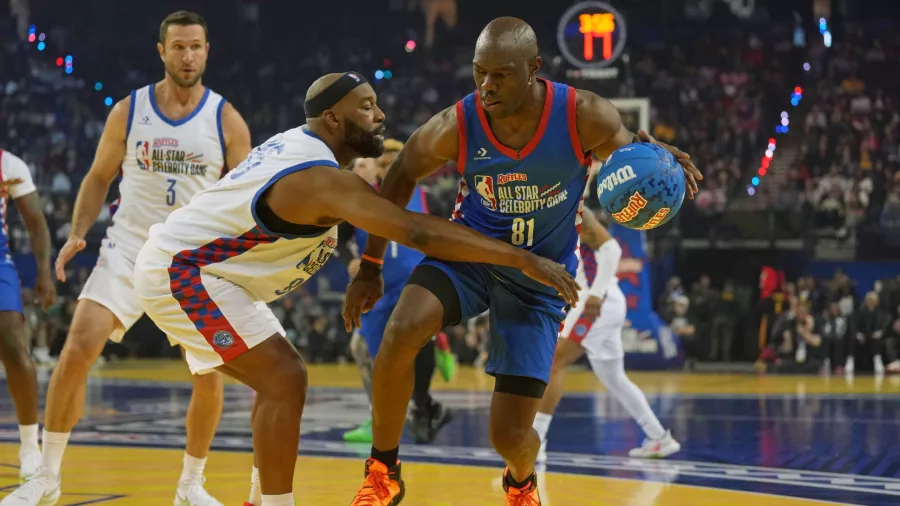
[0,469,61,505]
[875,355,886,376]
[174,478,223,506]
[628,430,681,459]
[18,449,41,482]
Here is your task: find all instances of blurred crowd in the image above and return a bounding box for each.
[779,20,900,250]
[2,1,898,367]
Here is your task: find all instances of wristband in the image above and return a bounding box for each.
[361,254,384,266]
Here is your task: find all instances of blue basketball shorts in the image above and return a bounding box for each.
[414,258,566,384]
[358,290,402,356]
[0,262,23,314]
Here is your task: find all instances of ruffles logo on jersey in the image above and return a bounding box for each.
[136,137,209,176]
[474,175,498,210]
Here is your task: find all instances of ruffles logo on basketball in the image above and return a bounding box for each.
[637,208,671,230]
[611,192,647,223]
[212,330,234,349]
[597,165,636,196]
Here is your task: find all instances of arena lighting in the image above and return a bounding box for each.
[28,33,35,42]
[803,62,810,71]
[765,149,773,159]
[37,42,45,51]
[780,111,788,118]
[384,70,393,79]
[759,167,767,176]
[104,97,113,106]
[56,57,63,66]
[767,142,776,151]
[405,40,416,52]
[27,27,114,106]
[761,158,770,169]
[95,82,103,91]
[39,33,46,42]
[65,67,73,75]
[374,70,384,80]
[752,177,760,186]
[794,86,802,94]
[747,187,756,196]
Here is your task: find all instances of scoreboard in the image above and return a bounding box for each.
[557,1,628,77]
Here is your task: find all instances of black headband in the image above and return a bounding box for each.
[304,72,368,118]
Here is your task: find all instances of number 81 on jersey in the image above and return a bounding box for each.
[511,217,534,246]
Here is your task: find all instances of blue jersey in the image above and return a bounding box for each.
[452,79,591,297]
[355,185,428,296]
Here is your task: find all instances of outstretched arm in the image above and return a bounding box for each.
[574,89,703,199]
[359,105,459,263]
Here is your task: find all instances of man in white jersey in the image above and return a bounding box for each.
[129,71,578,506]
[2,11,252,506]
[0,149,55,481]
[532,207,681,462]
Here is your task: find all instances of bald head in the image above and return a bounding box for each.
[475,17,538,60]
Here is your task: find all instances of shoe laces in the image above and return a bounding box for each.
[353,469,392,505]
[507,485,540,506]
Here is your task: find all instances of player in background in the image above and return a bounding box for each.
[1,11,251,506]
[130,71,578,506]
[533,206,681,464]
[0,150,55,482]
[341,145,455,445]
[344,17,701,506]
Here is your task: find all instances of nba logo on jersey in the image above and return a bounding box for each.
[212,330,234,349]
[136,141,150,171]
[474,175,497,210]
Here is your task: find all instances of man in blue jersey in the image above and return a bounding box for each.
[0,149,56,481]
[346,17,702,505]
[341,143,455,445]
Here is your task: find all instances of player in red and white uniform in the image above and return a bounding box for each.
[2,11,252,506]
[532,206,681,462]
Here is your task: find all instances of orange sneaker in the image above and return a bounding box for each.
[502,468,541,505]
[349,458,405,505]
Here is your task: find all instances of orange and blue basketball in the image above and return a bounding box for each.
[596,142,685,230]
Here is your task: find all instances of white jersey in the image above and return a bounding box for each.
[147,126,339,303]
[107,84,227,257]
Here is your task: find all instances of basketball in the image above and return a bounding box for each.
[596,142,686,230]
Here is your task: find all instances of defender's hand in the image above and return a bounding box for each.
[55,236,86,282]
[342,262,384,332]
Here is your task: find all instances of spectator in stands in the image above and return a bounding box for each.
[709,280,739,362]
[822,301,854,375]
[657,277,684,324]
[850,292,892,375]
[670,296,698,369]
[763,299,827,374]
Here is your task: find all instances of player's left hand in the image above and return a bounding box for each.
[636,130,703,199]
[583,295,603,321]
[34,271,56,310]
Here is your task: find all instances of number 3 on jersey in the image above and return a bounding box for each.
[166,178,177,206]
[511,217,534,246]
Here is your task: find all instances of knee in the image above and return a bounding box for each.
[489,420,531,455]
[259,355,308,408]
[192,371,224,397]
[0,322,28,362]
[381,314,436,358]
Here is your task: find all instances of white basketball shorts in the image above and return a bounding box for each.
[133,242,285,375]
[560,286,627,361]
[78,240,144,343]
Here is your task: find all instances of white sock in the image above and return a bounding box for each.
[179,453,207,484]
[532,412,553,442]
[262,492,294,506]
[590,357,667,440]
[19,424,39,454]
[41,430,70,478]
[249,466,262,505]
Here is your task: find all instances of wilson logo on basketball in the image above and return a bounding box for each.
[597,165,637,196]
[637,208,670,230]
[611,192,648,223]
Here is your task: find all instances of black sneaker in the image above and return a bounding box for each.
[406,401,453,444]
